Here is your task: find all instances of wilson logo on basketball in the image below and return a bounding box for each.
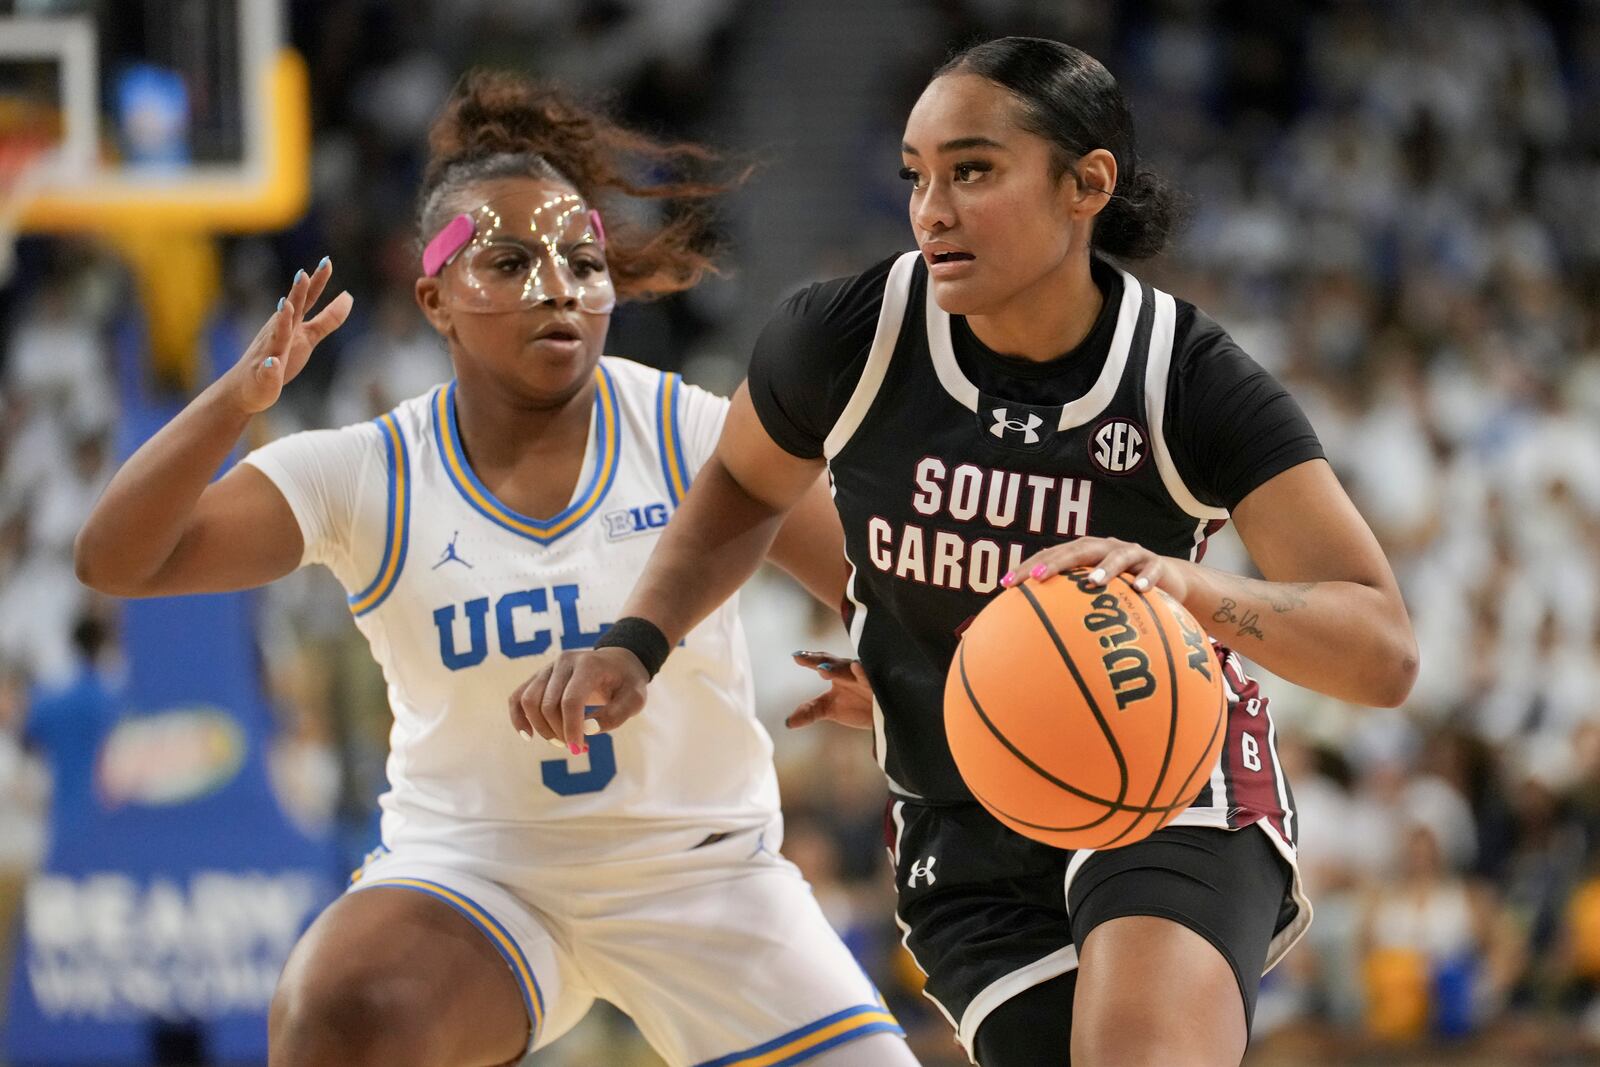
[944,570,1226,851]
[1082,590,1157,709]
[1090,418,1146,475]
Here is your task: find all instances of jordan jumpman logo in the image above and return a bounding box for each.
[433,531,473,569]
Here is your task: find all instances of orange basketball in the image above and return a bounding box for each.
[944,569,1226,850]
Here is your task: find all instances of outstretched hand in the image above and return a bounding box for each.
[224,257,353,415]
[786,651,875,730]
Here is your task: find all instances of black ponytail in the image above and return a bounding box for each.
[936,37,1188,260]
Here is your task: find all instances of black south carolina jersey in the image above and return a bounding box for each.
[749,252,1324,823]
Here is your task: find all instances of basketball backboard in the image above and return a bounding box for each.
[0,0,308,233]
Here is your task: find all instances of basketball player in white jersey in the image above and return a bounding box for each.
[74,74,916,1067]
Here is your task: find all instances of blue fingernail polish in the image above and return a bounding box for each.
[276,297,285,311]
[317,255,330,271]
[263,357,276,369]
[818,661,838,672]
[294,269,306,284]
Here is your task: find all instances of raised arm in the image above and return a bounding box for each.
[74,261,351,597]
[511,384,825,748]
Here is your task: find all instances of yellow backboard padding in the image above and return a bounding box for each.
[18,49,310,233]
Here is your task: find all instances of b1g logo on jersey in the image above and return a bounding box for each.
[603,503,669,541]
[1089,418,1147,475]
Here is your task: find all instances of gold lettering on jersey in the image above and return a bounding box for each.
[870,458,1096,595]
[1083,590,1156,710]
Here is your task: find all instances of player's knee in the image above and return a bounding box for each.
[1069,980,1244,1067]
[269,968,440,1067]
[1068,1009,1197,1067]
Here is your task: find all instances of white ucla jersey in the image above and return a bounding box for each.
[246,357,777,866]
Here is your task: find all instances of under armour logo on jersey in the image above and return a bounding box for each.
[432,532,473,569]
[907,855,938,888]
[990,408,1043,444]
[1089,418,1147,475]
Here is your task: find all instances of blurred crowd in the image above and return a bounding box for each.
[3,1,1600,1064]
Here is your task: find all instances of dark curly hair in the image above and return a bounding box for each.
[418,71,745,301]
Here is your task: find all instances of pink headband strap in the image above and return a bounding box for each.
[422,213,475,277]
[424,207,606,277]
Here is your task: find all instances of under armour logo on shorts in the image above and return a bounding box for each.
[907,855,938,888]
[990,408,1043,444]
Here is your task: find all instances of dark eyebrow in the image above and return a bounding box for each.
[901,136,1009,156]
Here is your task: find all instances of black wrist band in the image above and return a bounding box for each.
[595,616,672,679]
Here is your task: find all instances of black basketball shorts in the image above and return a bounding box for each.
[888,800,1299,1064]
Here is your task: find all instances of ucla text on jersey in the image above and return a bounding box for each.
[245,358,776,864]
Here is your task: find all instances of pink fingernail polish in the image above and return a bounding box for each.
[1031,565,1048,579]
[1002,571,1015,586]
[569,743,582,755]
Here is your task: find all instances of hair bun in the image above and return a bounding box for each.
[1094,166,1189,261]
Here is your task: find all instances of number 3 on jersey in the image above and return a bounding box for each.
[541,734,617,795]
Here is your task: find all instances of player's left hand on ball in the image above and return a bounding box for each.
[785,652,875,731]
[1003,537,1190,601]
[508,648,648,753]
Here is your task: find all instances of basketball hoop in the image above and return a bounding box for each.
[0,139,56,286]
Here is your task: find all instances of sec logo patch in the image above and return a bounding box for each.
[1089,418,1147,475]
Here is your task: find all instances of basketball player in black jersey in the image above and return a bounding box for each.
[511,38,1417,1066]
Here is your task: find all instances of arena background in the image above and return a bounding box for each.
[2,1,1599,1064]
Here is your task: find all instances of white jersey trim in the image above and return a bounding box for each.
[828,250,921,793]
[654,371,691,507]
[1144,288,1230,522]
[924,278,980,413]
[923,264,1143,435]
[1256,819,1314,972]
[887,801,963,1040]
[1208,667,1240,813]
[1062,844,1097,902]
[348,411,411,617]
[956,943,1079,1059]
[1265,711,1296,845]
[824,251,920,460]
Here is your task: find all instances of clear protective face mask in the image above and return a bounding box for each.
[422,191,616,315]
